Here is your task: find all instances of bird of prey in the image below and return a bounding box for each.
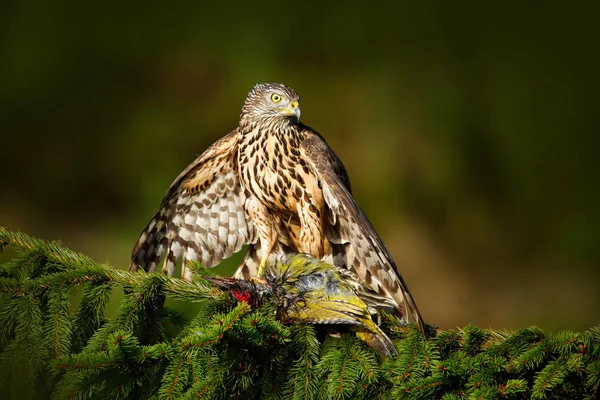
[129,83,424,331]
[205,254,399,359]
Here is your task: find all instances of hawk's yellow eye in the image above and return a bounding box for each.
[271,94,282,103]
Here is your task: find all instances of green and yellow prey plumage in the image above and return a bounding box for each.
[204,254,398,359]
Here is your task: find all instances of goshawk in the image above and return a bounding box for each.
[129,83,424,331]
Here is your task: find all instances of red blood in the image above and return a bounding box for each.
[231,288,252,303]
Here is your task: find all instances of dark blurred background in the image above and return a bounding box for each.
[1,1,598,331]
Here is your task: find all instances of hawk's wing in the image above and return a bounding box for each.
[300,130,424,331]
[129,130,257,279]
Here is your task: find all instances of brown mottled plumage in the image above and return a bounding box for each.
[129,83,424,331]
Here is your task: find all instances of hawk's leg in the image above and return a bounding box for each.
[245,196,280,277]
[296,196,329,258]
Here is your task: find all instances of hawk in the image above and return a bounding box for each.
[129,83,424,331]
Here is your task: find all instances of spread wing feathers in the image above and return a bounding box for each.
[300,131,424,332]
[336,268,398,315]
[129,130,257,279]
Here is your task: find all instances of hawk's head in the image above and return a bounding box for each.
[240,83,301,124]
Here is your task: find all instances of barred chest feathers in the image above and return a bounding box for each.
[237,126,323,217]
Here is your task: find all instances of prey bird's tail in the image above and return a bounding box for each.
[355,323,398,360]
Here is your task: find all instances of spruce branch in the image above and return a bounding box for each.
[0,227,599,399]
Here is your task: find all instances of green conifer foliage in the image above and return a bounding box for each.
[0,227,598,399]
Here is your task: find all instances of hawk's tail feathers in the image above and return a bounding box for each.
[233,245,261,279]
[233,245,288,280]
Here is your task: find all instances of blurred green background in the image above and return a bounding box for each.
[1,1,598,331]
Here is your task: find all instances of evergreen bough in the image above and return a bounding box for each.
[0,226,598,399]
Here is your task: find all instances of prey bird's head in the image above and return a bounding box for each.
[240,83,301,124]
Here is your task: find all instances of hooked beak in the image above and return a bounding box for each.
[281,100,301,120]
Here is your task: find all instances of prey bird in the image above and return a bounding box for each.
[129,83,424,331]
[204,254,399,359]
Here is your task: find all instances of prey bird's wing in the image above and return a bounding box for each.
[300,130,424,331]
[288,299,369,327]
[129,130,257,279]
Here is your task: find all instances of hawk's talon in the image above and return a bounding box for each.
[249,276,265,285]
[256,257,268,277]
